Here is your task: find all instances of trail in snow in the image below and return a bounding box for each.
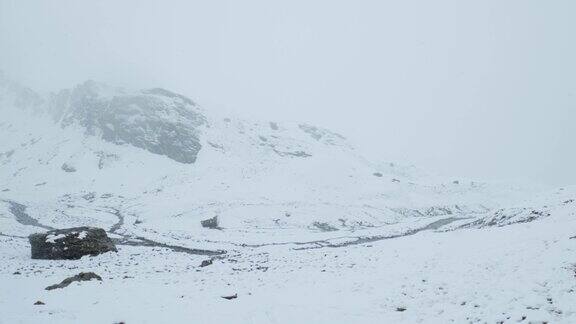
[4,200,55,230]
[195,217,467,250]
[107,208,226,256]
[294,217,466,250]
[3,200,226,256]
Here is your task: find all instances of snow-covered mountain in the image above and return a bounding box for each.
[1,73,575,323]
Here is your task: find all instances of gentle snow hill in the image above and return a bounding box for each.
[1,72,576,324]
[0,73,572,246]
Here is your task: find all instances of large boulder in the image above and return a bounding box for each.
[29,227,117,260]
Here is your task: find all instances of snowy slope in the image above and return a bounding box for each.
[1,73,575,323]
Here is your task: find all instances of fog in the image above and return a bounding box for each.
[1,0,575,185]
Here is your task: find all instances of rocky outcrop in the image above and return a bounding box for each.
[50,81,207,163]
[29,227,117,260]
[298,124,345,145]
[45,272,103,290]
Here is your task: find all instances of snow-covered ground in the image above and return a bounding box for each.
[2,202,575,324]
[1,74,575,323]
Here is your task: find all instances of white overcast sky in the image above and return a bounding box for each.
[1,0,575,185]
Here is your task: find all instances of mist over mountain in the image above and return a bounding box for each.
[1,71,575,323]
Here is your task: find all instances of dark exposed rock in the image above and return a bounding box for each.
[221,293,237,300]
[61,163,77,172]
[200,259,213,267]
[201,216,220,229]
[298,124,345,144]
[311,221,339,232]
[273,149,312,158]
[95,151,119,169]
[33,300,45,305]
[29,227,117,260]
[50,81,206,164]
[82,192,96,201]
[45,272,102,290]
[373,172,383,177]
[396,307,407,312]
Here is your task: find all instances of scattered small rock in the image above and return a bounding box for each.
[222,294,237,300]
[82,192,96,201]
[311,221,339,232]
[201,216,220,229]
[200,259,213,267]
[61,163,77,172]
[45,272,102,290]
[13,271,21,275]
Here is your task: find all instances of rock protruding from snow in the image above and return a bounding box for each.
[45,272,103,290]
[50,81,207,163]
[201,216,219,229]
[61,163,77,172]
[298,124,345,145]
[29,227,117,260]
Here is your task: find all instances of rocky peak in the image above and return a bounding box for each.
[50,81,207,163]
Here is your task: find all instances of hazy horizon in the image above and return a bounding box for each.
[2,0,575,185]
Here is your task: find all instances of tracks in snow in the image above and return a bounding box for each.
[2,200,225,256]
[1,199,481,254]
[3,200,55,231]
[293,217,465,250]
[107,207,225,256]
[200,217,467,250]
